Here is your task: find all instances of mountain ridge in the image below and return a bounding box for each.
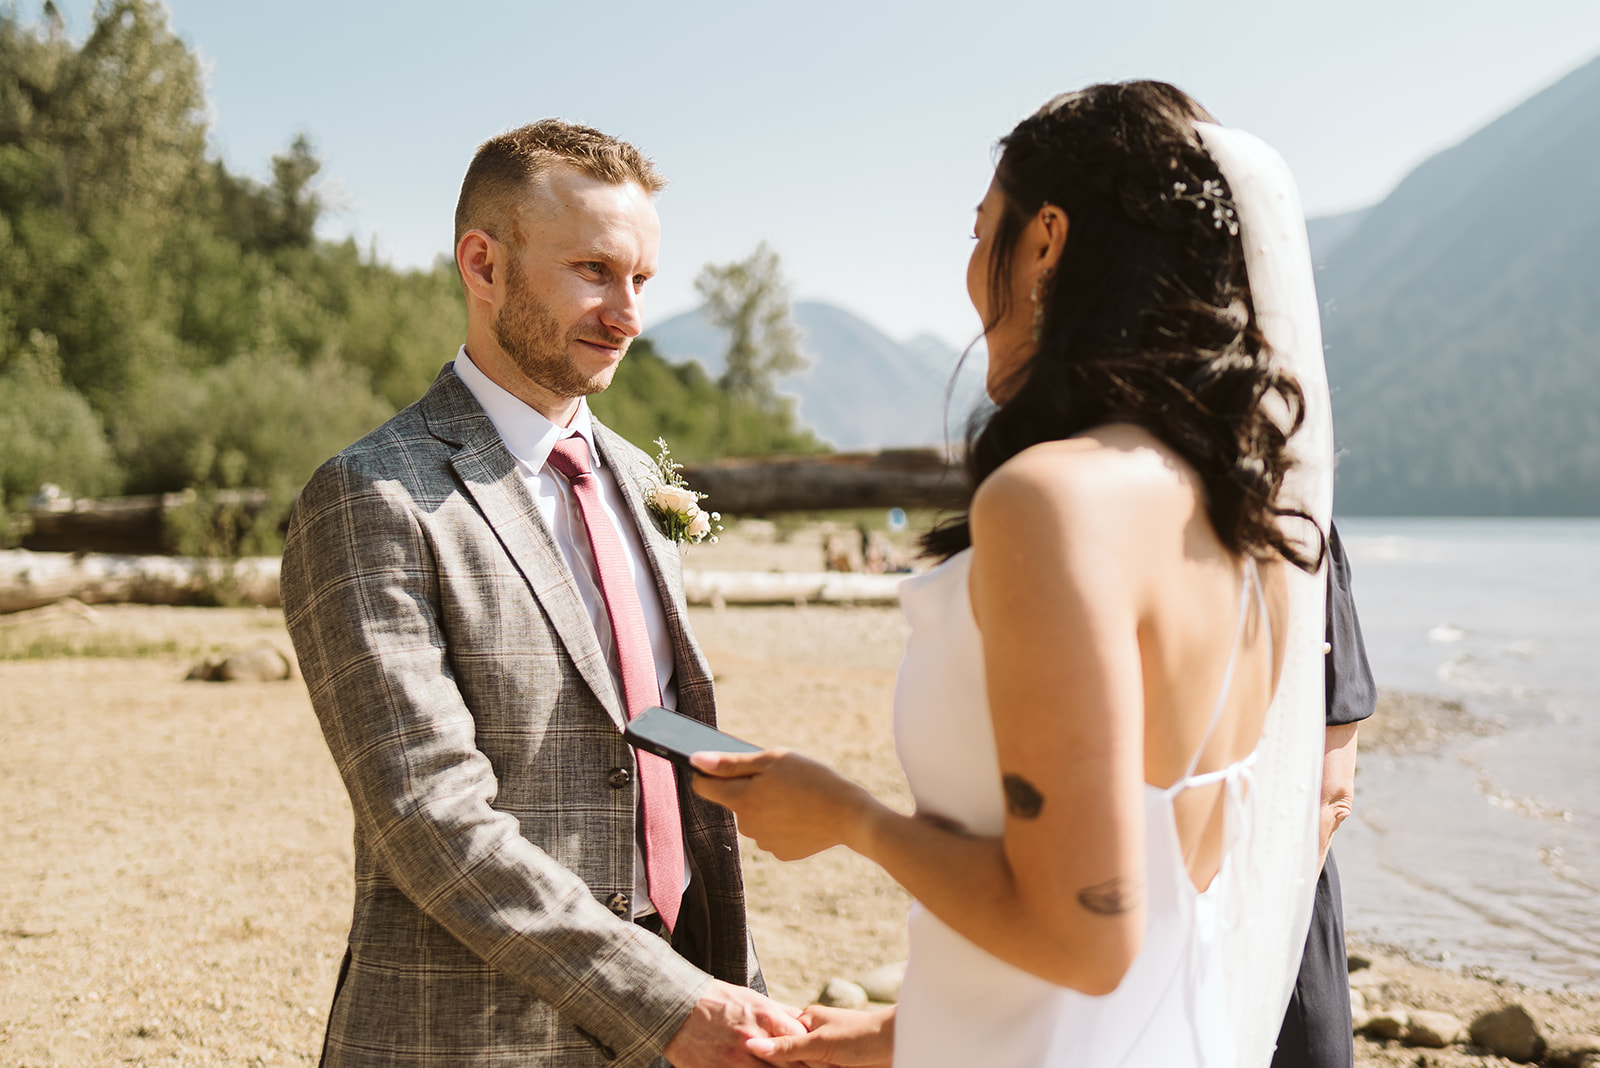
[649,53,1600,513]
[1316,52,1600,514]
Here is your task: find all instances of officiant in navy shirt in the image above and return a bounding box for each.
[1274,523,1376,1068]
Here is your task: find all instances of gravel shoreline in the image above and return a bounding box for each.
[1,590,1594,1065]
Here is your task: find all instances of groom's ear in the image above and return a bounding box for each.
[457,229,502,311]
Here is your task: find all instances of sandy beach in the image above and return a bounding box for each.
[1,522,1596,1064]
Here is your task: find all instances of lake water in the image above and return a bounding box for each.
[1334,517,1600,991]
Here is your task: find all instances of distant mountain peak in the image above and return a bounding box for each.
[646,301,983,450]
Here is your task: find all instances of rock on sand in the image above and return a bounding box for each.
[1470,1004,1545,1063]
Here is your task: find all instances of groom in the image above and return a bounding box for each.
[281,121,801,1067]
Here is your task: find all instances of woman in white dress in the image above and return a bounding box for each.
[693,81,1335,1068]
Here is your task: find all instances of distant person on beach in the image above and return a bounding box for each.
[280,121,801,1067]
[693,81,1335,1066]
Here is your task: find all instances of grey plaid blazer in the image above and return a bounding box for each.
[281,365,762,1067]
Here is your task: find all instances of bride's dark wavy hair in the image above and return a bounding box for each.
[924,80,1323,571]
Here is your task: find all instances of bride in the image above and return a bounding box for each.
[693,81,1334,1067]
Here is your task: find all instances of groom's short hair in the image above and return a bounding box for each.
[454,120,666,249]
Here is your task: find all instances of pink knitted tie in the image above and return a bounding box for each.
[547,436,685,932]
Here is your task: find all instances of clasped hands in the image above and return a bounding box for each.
[680,749,895,1067]
[665,980,894,1068]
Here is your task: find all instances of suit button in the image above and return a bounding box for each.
[606,892,630,916]
[607,767,632,790]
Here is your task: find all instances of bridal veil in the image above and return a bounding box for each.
[1195,122,1335,1067]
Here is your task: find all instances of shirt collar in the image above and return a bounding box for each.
[453,345,598,473]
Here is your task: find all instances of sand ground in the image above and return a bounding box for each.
[1,529,1596,1065]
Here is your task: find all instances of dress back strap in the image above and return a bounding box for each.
[1167,557,1265,796]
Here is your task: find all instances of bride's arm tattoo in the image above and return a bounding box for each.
[1077,876,1141,916]
[1001,774,1045,819]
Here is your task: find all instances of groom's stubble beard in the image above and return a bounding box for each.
[493,254,629,399]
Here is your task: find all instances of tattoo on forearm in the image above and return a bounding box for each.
[1002,774,1044,820]
[1077,877,1141,916]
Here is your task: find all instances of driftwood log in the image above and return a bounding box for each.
[0,550,903,614]
[679,449,968,515]
[3,451,963,610]
[683,570,905,607]
[21,489,276,555]
[13,452,969,557]
[0,550,282,613]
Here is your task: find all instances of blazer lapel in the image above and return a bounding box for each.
[593,424,717,718]
[423,368,627,730]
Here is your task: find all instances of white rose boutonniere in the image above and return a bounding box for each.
[644,438,722,546]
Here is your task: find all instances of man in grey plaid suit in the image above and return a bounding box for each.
[281,121,803,1066]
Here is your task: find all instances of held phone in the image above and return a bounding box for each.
[623,706,764,771]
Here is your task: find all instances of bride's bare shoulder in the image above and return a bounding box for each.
[968,426,1198,635]
[972,424,1195,530]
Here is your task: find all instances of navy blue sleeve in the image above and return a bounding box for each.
[1325,522,1376,726]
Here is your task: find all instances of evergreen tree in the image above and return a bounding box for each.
[0,0,821,538]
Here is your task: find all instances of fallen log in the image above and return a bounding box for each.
[682,569,906,606]
[20,489,276,555]
[0,550,281,613]
[12,451,970,558]
[678,449,968,515]
[0,550,911,615]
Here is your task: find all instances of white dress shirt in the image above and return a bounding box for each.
[453,347,683,916]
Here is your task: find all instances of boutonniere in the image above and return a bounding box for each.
[644,438,721,545]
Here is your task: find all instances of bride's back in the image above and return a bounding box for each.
[920,74,1323,1006]
[891,80,1328,1067]
[984,422,1287,894]
[1125,447,1287,894]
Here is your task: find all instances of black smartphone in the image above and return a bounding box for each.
[623,706,763,770]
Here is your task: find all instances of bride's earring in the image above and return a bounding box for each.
[1030,267,1054,342]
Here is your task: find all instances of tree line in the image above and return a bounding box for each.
[0,0,818,550]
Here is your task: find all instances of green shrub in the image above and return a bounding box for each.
[112,350,394,494]
[0,331,120,507]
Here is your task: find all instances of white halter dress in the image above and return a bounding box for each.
[892,548,1267,1067]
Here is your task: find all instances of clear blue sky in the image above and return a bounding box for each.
[48,1,1600,347]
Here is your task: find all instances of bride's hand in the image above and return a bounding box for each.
[745,1004,895,1067]
[690,749,876,861]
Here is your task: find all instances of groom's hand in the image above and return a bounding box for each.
[663,979,806,1067]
